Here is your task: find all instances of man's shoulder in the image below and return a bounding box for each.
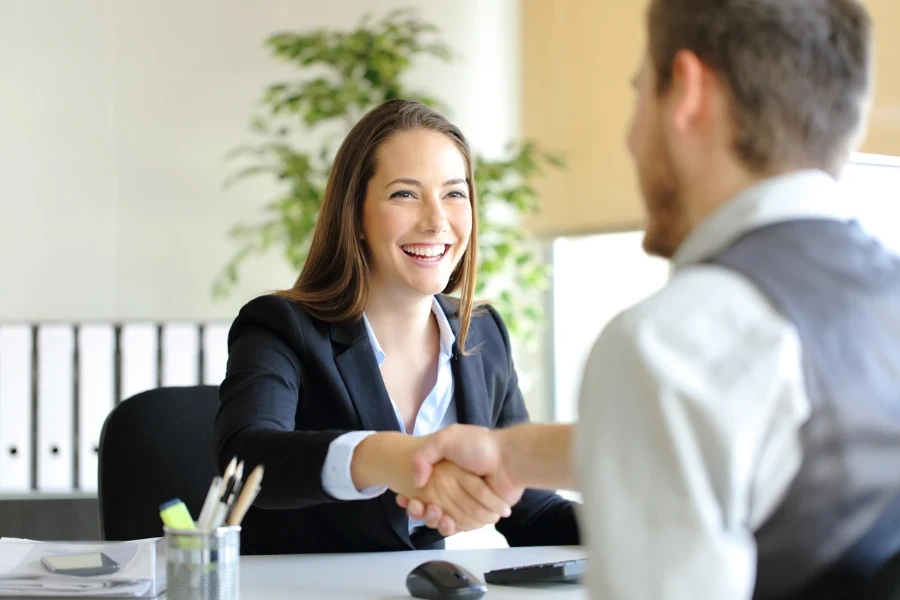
[619,263,780,325]
[597,263,796,362]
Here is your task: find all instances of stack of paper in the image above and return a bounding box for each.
[0,538,165,598]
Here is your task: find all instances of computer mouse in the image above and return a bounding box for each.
[406,560,488,600]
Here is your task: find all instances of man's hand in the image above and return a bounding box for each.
[408,425,508,487]
[396,425,525,534]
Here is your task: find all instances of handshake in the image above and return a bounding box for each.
[351,422,571,537]
[393,424,523,537]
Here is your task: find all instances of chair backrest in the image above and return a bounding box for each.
[98,385,220,541]
[864,551,900,600]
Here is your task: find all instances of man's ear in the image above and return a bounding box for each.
[669,49,706,134]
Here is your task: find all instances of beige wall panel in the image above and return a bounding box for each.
[522,0,900,236]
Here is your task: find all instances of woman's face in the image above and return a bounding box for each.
[361,128,473,300]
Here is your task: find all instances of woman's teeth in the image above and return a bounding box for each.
[402,244,447,258]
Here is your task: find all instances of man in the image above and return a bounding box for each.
[398,0,900,598]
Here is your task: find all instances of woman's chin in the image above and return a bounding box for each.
[405,277,451,297]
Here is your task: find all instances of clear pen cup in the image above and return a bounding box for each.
[164,525,241,600]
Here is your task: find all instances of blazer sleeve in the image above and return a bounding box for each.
[488,307,583,547]
[213,295,353,510]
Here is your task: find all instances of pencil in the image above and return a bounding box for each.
[227,465,265,526]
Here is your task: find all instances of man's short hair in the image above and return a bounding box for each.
[648,0,873,176]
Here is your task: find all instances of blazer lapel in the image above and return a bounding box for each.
[330,320,411,548]
[453,346,492,428]
[436,296,492,428]
[330,321,401,434]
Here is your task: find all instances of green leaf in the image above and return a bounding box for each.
[250,115,269,133]
[515,252,533,266]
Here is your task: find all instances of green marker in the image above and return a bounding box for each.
[159,499,196,531]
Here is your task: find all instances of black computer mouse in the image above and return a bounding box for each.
[406,560,488,600]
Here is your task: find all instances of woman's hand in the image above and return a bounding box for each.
[396,493,458,535]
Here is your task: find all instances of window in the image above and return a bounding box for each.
[839,153,900,252]
[550,231,669,422]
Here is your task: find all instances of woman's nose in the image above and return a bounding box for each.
[420,196,449,233]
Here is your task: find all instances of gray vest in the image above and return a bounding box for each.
[709,219,900,599]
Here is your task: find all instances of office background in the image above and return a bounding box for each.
[0,0,898,548]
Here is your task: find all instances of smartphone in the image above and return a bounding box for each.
[40,551,120,577]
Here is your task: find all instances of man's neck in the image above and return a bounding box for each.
[365,289,436,354]
[681,163,766,233]
[686,152,819,227]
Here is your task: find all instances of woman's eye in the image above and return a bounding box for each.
[390,190,415,199]
[447,190,468,199]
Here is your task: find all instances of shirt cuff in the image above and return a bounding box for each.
[321,430,388,500]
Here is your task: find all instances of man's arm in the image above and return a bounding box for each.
[404,422,577,541]
[495,423,575,492]
[408,422,575,498]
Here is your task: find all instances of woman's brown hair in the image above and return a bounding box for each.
[276,99,479,353]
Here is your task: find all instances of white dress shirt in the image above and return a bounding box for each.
[575,170,854,599]
[321,296,457,533]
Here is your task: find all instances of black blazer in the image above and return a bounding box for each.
[214,293,580,555]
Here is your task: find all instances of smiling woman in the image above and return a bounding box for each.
[212,99,580,556]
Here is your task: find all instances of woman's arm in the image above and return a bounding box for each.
[216,296,513,527]
[214,316,353,510]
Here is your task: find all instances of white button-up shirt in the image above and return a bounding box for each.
[576,170,854,599]
[321,297,457,533]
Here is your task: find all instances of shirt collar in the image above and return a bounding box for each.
[673,169,854,269]
[362,297,456,366]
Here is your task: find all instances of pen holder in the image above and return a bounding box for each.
[164,525,241,600]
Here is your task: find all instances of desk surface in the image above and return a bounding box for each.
[240,546,588,599]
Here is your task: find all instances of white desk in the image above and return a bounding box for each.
[239,546,588,599]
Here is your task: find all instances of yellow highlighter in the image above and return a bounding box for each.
[159,499,196,531]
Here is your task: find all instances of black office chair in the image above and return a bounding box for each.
[97,385,220,541]
[863,551,900,600]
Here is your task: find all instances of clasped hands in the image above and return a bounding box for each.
[389,425,522,537]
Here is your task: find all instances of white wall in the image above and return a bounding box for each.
[0,0,521,322]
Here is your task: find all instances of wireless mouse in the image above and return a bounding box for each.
[406,560,488,600]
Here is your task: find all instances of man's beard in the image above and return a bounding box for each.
[639,148,684,260]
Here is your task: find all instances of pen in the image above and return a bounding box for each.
[199,457,237,530]
[232,461,244,497]
[227,465,265,526]
[209,470,240,529]
[230,461,246,504]
[196,476,222,530]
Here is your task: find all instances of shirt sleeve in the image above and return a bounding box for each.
[321,431,388,501]
[574,264,811,600]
